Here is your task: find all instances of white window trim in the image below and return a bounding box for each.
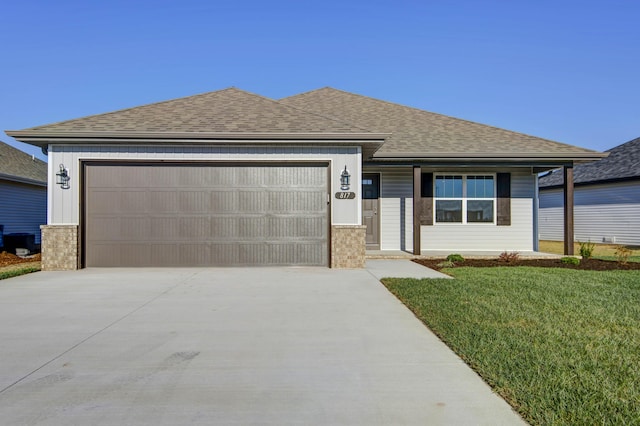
[434,173,496,225]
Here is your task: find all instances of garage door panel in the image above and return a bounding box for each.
[89,191,120,212]
[210,243,240,265]
[121,217,151,239]
[211,191,238,212]
[119,244,152,266]
[121,191,148,213]
[210,217,238,239]
[179,192,211,212]
[89,217,121,240]
[148,191,179,213]
[85,163,328,267]
[178,244,211,265]
[295,242,325,265]
[148,244,178,264]
[237,216,267,239]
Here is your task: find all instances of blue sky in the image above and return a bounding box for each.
[2,0,638,161]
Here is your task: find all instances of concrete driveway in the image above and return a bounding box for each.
[0,266,524,425]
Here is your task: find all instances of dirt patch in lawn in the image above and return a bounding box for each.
[414,258,640,271]
[1,251,41,268]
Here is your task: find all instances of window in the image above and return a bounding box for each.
[434,175,495,223]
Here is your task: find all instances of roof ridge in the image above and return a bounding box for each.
[276,91,374,133]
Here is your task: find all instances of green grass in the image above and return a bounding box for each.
[382,267,640,425]
[0,265,41,280]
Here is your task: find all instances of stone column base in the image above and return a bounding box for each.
[331,225,366,268]
[40,225,79,271]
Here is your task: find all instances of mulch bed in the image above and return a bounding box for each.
[0,251,41,268]
[414,258,640,272]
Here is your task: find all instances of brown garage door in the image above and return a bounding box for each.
[84,162,329,267]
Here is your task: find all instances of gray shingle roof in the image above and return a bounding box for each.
[280,87,602,159]
[24,87,370,134]
[0,141,47,184]
[7,86,605,163]
[539,136,640,187]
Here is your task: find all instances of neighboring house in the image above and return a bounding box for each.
[6,87,605,270]
[0,141,47,249]
[539,137,640,246]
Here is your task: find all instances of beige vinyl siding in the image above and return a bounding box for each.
[48,144,361,226]
[539,181,640,245]
[366,167,536,252]
[422,172,535,251]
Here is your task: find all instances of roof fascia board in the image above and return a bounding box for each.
[374,152,608,161]
[0,173,47,186]
[6,130,388,143]
[364,160,578,168]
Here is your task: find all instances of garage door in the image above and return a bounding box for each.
[84,163,329,267]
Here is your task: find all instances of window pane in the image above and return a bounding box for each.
[436,200,462,222]
[467,200,494,222]
[467,176,494,198]
[435,176,462,198]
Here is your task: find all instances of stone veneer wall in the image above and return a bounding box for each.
[331,225,366,268]
[40,225,79,271]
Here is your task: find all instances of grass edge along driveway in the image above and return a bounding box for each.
[382,267,640,426]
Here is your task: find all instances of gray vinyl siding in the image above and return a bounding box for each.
[539,180,640,245]
[0,180,47,244]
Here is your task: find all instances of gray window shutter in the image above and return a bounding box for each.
[420,173,433,225]
[497,173,511,226]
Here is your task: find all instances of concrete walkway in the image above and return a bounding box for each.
[366,259,451,279]
[0,267,525,425]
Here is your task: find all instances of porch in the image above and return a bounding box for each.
[366,250,565,260]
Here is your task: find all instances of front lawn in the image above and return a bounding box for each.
[382,267,640,425]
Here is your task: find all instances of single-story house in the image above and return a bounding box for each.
[539,136,640,246]
[0,141,47,251]
[6,87,605,270]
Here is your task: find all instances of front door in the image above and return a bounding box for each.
[362,173,380,250]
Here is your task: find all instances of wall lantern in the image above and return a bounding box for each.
[340,165,351,190]
[56,164,70,189]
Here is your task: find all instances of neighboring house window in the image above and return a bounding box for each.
[434,175,495,223]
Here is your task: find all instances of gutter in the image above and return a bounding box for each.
[374,151,609,161]
[0,173,47,187]
[5,130,389,144]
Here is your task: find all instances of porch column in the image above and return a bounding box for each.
[413,165,421,255]
[563,165,574,255]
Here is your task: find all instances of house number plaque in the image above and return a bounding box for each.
[335,192,356,199]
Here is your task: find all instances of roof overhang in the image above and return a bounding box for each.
[368,152,608,170]
[6,130,388,160]
[0,172,47,187]
[373,151,608,162]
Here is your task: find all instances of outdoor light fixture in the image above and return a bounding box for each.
[56,164,70,189]
[340,165,351,190]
